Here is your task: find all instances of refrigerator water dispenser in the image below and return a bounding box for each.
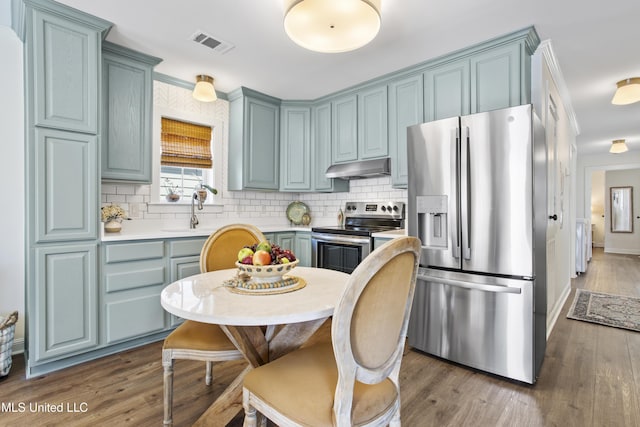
[416,195,448,248]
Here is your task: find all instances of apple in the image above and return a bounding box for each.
[256,241,272,253]
[237,247,254,262]
[252,250,272,266]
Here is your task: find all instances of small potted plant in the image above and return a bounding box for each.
[101,204,127,233]
[163,178,181,202]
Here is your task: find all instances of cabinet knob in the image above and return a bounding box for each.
[549,214,558,221]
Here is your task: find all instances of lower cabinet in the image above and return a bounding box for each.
[101,240,167,344]
[374,237,393,250]
[32,244,98,362]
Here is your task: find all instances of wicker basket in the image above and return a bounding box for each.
[0,311,18,377]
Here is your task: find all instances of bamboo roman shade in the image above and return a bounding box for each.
[161,117,213,168]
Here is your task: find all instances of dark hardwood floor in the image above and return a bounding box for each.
[1,248,638,426]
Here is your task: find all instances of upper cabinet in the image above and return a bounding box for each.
[228,87,281,191]
[358,85,388,159]
[312,102,349,193]
[389,74,424,188]
[280,103,312,191]
[331,94,358,163]
[26,1,110,134]
[101,42,162,183]
[424,58,470,121]
[470,43,525,113]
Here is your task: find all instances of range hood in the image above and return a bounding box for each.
[325,158,391,180]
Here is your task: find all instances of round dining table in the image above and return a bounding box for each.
[161,266,351,426]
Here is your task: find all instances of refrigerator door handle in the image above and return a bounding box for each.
[461,126,472,260]
[417,273,523,294]
[451,127,461,258]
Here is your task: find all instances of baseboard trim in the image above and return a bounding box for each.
[604,248,640,255]
[12,337,24,355]
[546,281,571,339]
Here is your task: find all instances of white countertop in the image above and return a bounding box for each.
[101,219,312,242]
[371,229,408,238]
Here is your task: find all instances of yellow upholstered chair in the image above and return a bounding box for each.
[242,236,421,427]
[162,224,266,426]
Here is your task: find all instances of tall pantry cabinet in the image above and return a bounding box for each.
[23,0,112,377]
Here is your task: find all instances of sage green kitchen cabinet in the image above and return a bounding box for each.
[32,244,98,362]
[280,104,312,191]
[424,59,470,121]
[294,232,312,267]
[168,238,207,327]
[373,237,393,250]
[26,2,110,134]
[331,94,358,163]
[34,127,99,242]
[358,85,388,159]
[276,232,296,254]
[470,43,524,113]
[313,102,349,192]
[101,42,161,183]
[228,87,281,191]
[101,241,167,344]
[389,74,424,188]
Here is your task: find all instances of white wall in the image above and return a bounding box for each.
[590,170,605,246]
[0,23,25,349]
[604,169,640,254]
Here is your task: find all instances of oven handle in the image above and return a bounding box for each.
[311,233,371,246]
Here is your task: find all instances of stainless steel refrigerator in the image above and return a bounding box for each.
[407,104,547,384]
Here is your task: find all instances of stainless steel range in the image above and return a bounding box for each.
[311,201,405,273]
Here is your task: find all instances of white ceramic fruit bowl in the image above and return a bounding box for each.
[235,259,299,283]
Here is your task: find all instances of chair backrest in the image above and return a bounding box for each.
[330,236,421,424]
[199,224,266,273]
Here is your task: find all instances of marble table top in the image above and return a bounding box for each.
[161,266,351,326]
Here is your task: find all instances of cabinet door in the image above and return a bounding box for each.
[313,102,349,193]
[34,128,98,242]
[425,59,470,121]
[33,244,98,361]
[280,106,311,191]
[332,94,358,163]
[168,255,202,327]
[470,43,522,113]
[358,86,388,159]
[276,232,296,252]
[294,233,312,267]
[101,48,155,182]
[389,75,424,188]
[29,8,100,133]
[245,96,280,190]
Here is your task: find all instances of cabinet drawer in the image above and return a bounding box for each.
[104,241,164,263]
[104,259,166,293]
[168,238,207,258]
[105,292,165,343]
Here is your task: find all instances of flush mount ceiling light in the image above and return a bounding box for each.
[283,0,381,53]
[611,78,640,105]
[609,139,629,154]
[192,75,217,102]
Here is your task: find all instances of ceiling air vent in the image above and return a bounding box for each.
[190,30,234,54]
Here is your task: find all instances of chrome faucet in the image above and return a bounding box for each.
[190,185,208,229]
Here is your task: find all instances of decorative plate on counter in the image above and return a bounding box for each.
[286,201,309,225]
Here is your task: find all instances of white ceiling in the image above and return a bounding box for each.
[56,0,640,155]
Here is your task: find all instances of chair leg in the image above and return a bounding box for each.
[389,407,401,427]
[205,360,213,386]
[162,350,174,426]
[243,389,257,427]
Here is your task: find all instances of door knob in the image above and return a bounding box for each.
[548,214,558,221]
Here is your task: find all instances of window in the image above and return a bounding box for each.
[152,95,224,206]
[159,117,212,201]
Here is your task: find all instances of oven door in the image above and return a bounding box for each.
[311,232,372,274]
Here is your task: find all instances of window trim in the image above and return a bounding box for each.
[152,105,223,205]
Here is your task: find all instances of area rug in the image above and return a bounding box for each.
[567,289,640,332]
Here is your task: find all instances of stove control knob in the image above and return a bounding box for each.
[387,205,393,212]
[381,206,387,212]
[392,205,399,212]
